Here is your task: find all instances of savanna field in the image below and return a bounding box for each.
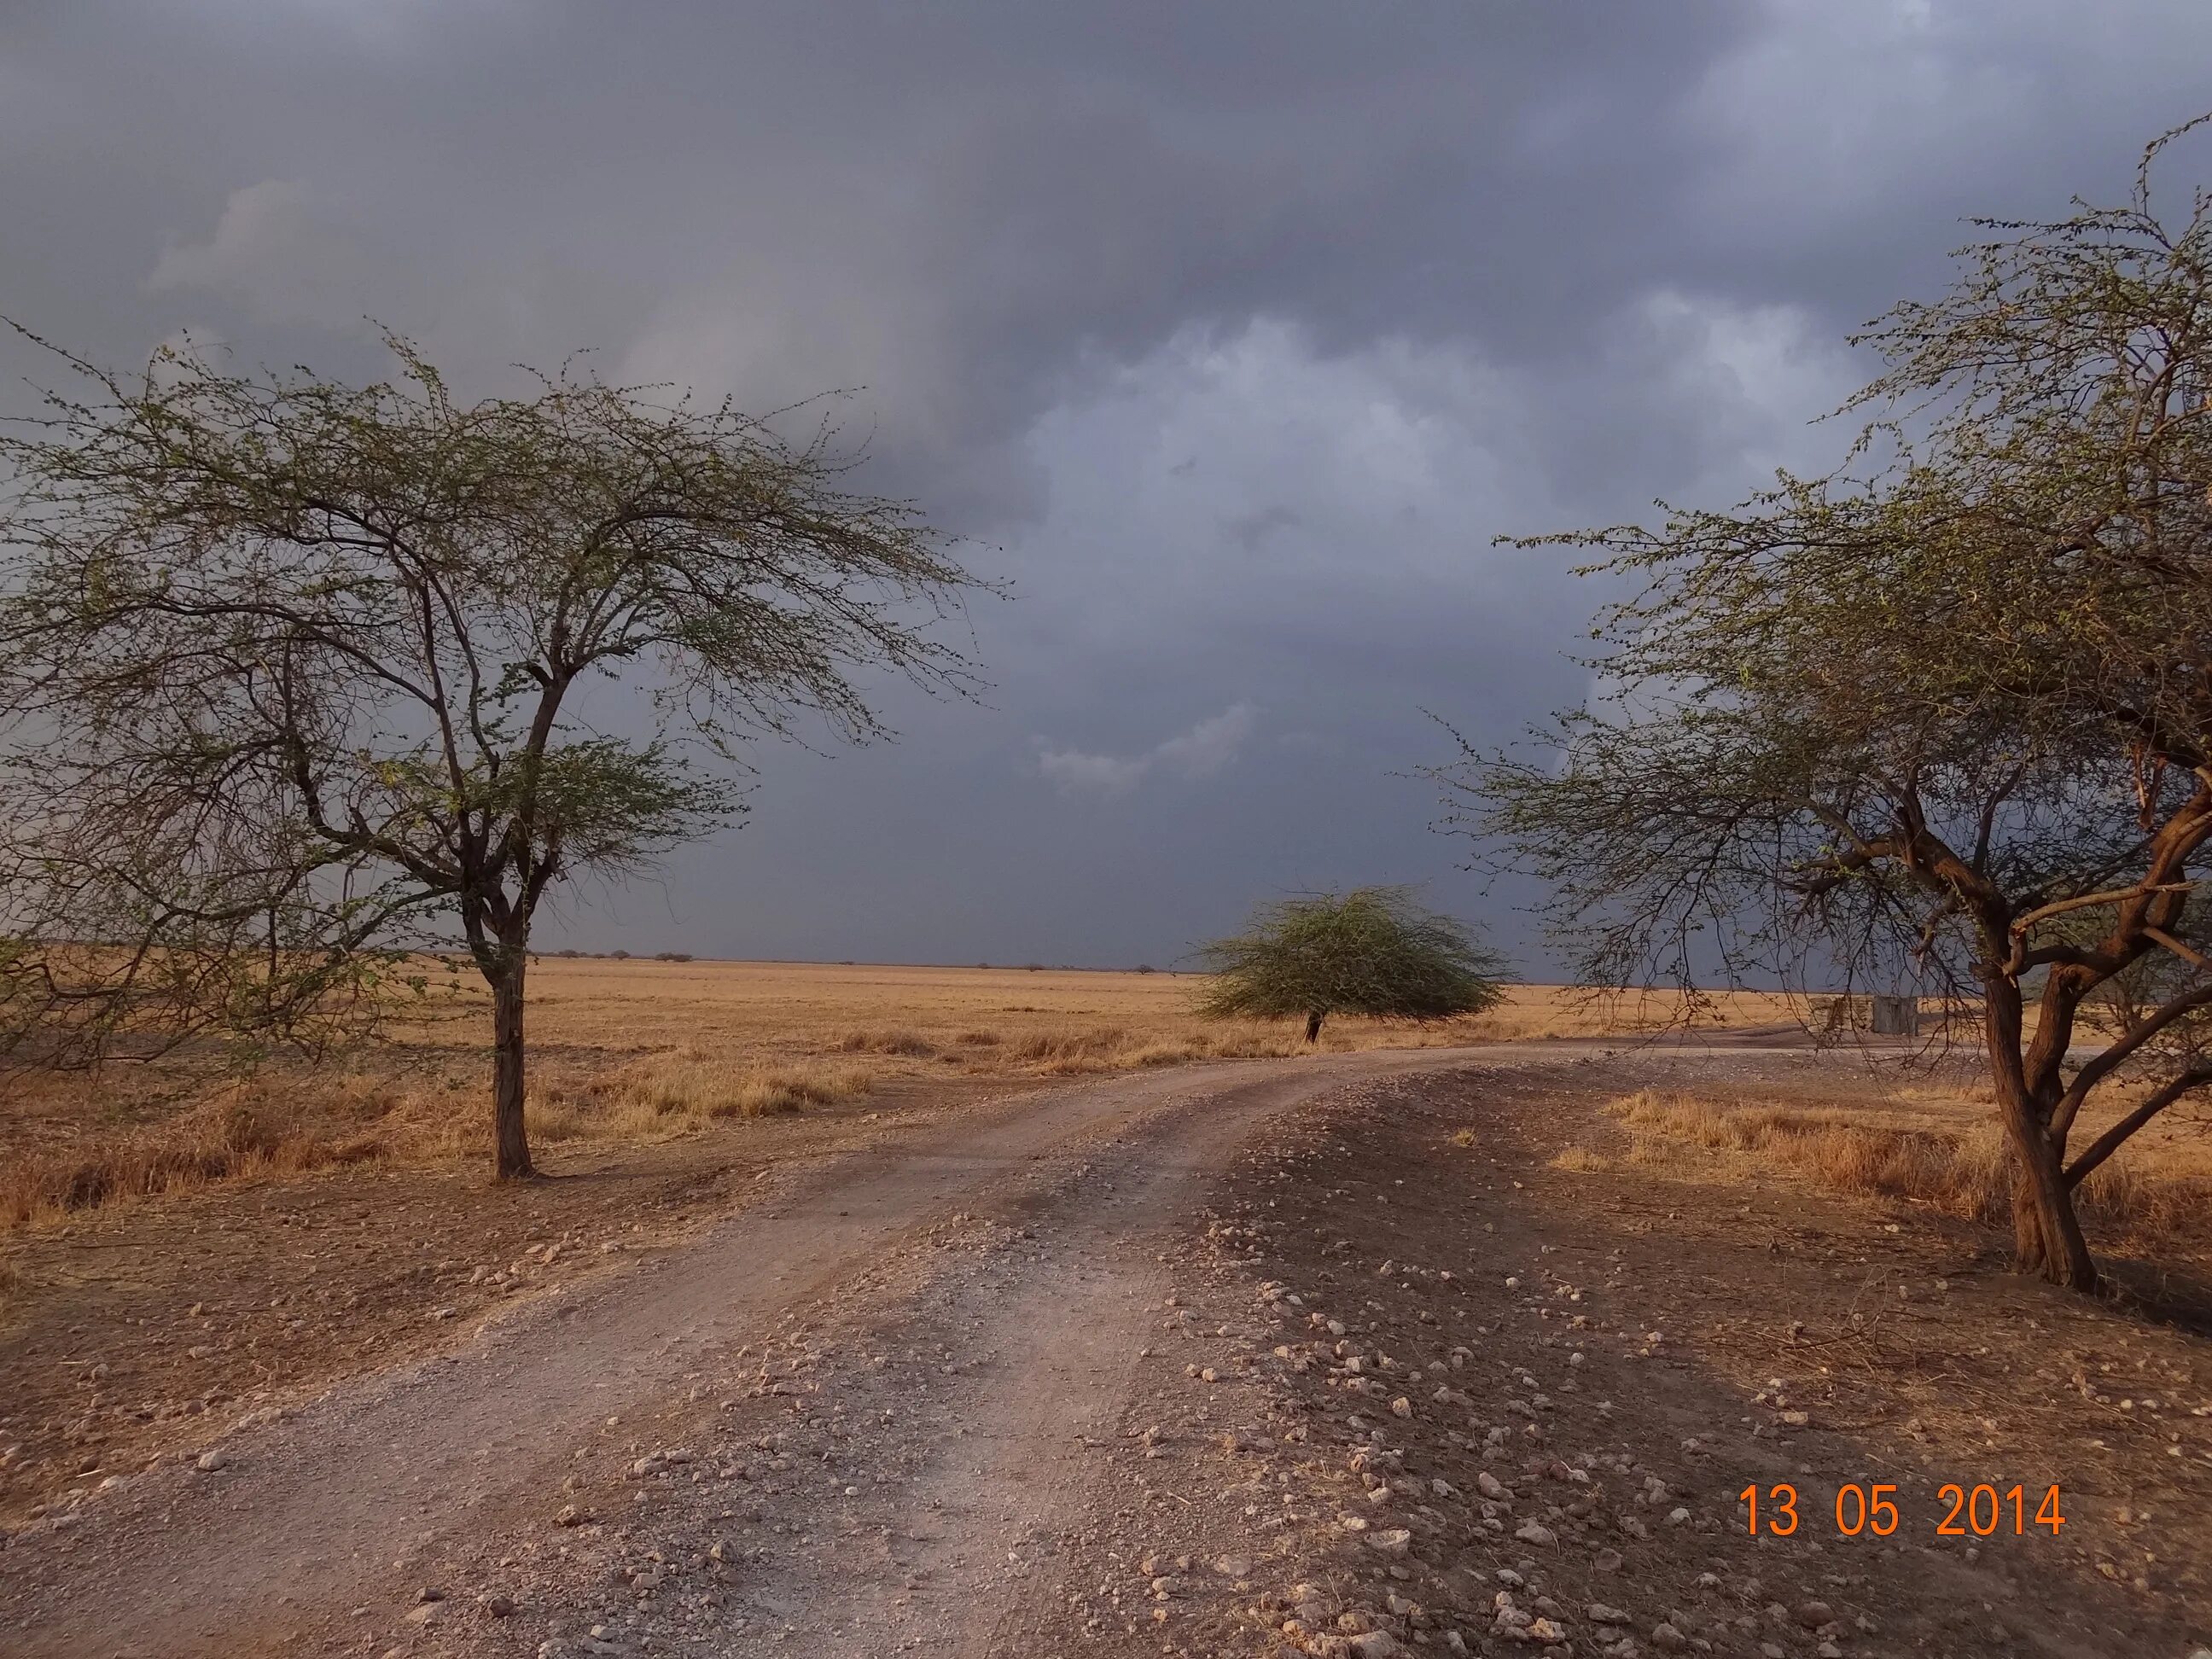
[3,959,1799,1231]
[6,963,2212,1656]
[9,960,2209,1251]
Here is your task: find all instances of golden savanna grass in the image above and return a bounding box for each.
[2,958,1790,1231]
[1575,1083,2212,1251]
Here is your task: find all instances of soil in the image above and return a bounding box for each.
[0,1072,1038,1527]
[2,1041,2206,1657]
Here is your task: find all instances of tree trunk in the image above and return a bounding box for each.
[1984,986,2093,1289]
[1304,1010,1324,1045]
[492,956,534,1179]
[2004,1126,2095,1289]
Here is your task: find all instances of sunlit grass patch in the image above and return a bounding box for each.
[1604,1088,2211,1249]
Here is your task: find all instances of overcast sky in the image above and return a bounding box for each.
[5,2,2210,969]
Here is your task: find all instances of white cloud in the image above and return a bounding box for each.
[1036,748,1153,795]
[1155,701,1257,779]
[146,179,394,331]
[1036,701,1258,795]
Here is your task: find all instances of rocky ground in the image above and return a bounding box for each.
[1127,1059,2212,1659]
[3,1043,2207,1657]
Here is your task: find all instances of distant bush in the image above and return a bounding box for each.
[1196,885,1508,1043]
[654,952,694,962]
[1135,963,1156,975]
[609,949,631,960]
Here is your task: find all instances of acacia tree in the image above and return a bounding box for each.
[0,331,981,1177]
[1195,886,1508,1043]
[1442,118,2212,1290]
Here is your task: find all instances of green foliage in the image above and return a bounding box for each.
[1194,887,1508,1035]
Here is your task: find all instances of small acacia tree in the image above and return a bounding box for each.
[1195,886,1508,1043]
[1443,117,2212,1291]
[1,329,982,1177]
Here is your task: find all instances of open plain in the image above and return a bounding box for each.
[2,963,2209,1658]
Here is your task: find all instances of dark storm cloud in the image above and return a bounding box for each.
[5,2,2212,965]
[3,0,1749,504]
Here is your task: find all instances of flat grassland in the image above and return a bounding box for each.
[1,959,1797,1231]
[3,959,2207,1553]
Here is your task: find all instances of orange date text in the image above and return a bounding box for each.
[1737,1482,2064,1538]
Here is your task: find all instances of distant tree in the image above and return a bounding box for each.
[1195,886,1508,1043]
[1443,116,2212,1290]
[1135,963,1157,975]
[0,329,982,1179]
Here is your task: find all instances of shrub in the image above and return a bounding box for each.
[1196,886,1510,1042]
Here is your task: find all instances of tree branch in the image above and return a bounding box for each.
[2064,1065,2212,1189]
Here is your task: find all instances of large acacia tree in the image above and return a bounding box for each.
[0,331,981,1177]
[1444,119,2212,1290]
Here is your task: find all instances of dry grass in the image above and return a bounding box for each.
[0,959,1791,1234]
[0,1087,380,1230]
[533,1056,874,1142]
[1470,986,1799,1042]
[1592,1086,2212,1251]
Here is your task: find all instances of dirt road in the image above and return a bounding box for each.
[3,1042,2206,1658]
[0,1045,1540,1656]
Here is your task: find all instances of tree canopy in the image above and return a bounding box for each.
[0,329,986,1174]
[1195,886,1509,1043]
[1441,115,2212,1289]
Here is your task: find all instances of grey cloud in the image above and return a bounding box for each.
[6,2,2212,966]
[1222,505,1302,552]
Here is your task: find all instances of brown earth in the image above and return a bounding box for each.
[2,1039,2207,1658]
[0,1070,1035,1528]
